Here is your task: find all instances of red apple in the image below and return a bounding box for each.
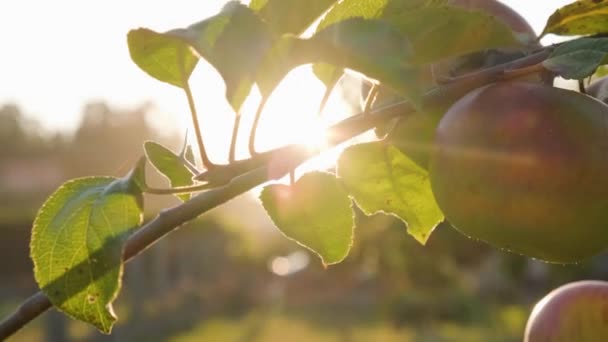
[429,82,608,263]
[524,280,608,342]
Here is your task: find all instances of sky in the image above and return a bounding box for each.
[0,0,573,159]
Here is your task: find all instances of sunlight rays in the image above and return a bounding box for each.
[187,64,356,173]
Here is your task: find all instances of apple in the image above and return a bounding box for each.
[524,280,608,342]
[429,82,608,263]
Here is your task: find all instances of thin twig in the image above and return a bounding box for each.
[229,113,241,163]
[143,183,213,195]
[248,96,269,156]
[177,48,214,170]
[183,81,216,169]
[503,63,546,80]
[363,84,379,115]
[579,79,587,94]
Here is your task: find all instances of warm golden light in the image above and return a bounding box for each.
[188,64,356,170]
[251,66,334,152]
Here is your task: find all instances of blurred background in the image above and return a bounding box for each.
[2,0,606,341]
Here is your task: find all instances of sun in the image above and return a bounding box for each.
[249,65,342,152]
[186,63,357,170]
[250,65,359,176]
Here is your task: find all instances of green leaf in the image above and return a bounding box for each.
[127,28,198,88]
[129,2,273,111]
[543,37,608,79]
[317,0,388,30]
[312,0,388,86]
[316,0,445,29]
[310,0,447,85]
[257,18,423,102]
[385,6,521,64]
[250,0,337,35]
[30,176,144,333]
[144,141,194,202]
[541,0,608,37]
[260,172,354,266]
[182,2,273,111]
[381,0,448,15]
[337,142,443,244]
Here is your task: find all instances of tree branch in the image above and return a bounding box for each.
[0,45,553,340]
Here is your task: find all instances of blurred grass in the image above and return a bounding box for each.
[170,306,527,342]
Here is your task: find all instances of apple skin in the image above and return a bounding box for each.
[524,280,608,342]
[429,82,608,263]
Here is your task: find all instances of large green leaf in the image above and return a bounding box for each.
[260,172,354,266]
[385,6,521,64]
[184,2,273,111]
[250,0,337,35]
[127,28,199,88]
[316,0,447,30]
[312,0,388,86]
[337,142,443,244]
[543,37,608,79]
[129,2,273,111]
[257,18,423,102]
[541,0,608,37]
[144,141,194,202]
[311,0,447,85]
[30,175,144,333]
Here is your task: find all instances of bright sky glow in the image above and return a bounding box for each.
[0,0,574,157]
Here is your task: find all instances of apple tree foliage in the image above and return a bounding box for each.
[4,0,608,337]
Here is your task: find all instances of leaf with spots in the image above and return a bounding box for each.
[541,0,608,37]
[30,175,144,333]
[260,172,354,266]
[337,142,443,244]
